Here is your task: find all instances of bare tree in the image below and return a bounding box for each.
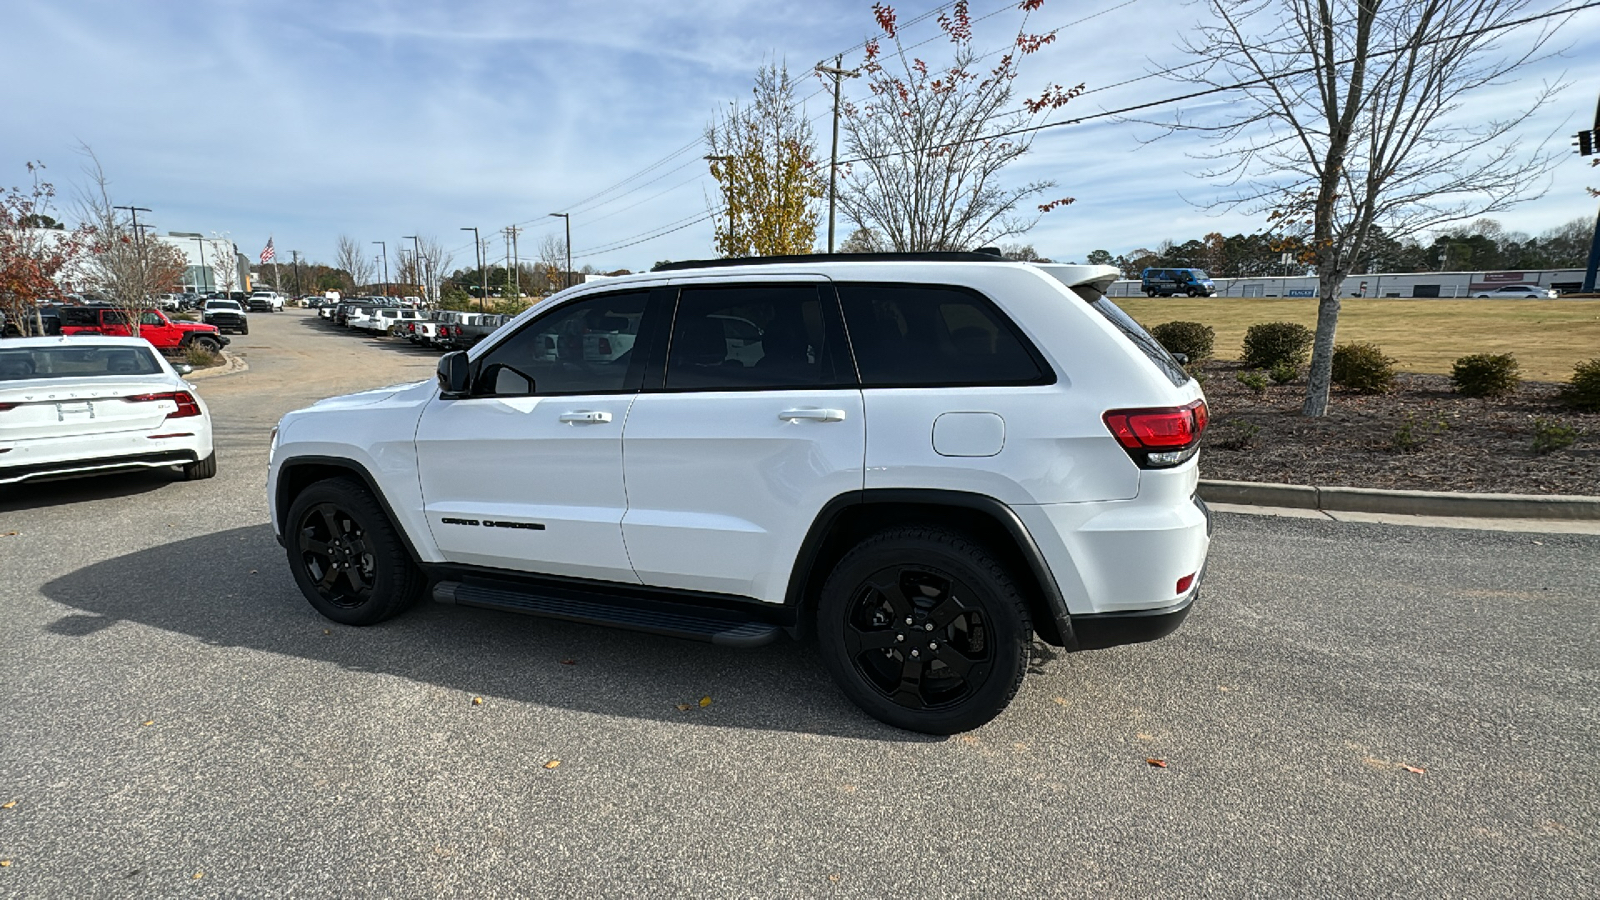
[535,233,567,295]
[1161,0,1568,416]
[334,234,375,292]
[213,244,239,298]
[705,61,824,257]
[838,226,887,253]
[836,1,1080,252]
[74,149,188,334]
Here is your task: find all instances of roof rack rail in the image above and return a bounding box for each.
[651,248,1009,272]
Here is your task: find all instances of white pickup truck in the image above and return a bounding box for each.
[354,307,422,335]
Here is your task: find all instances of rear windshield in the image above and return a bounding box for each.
[1067,284,1191,388]
[0,345,165,380]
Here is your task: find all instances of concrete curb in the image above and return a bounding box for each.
[1198,479,1600,521]
[185,351,248,380]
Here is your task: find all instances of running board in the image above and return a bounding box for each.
[432,580,781,648]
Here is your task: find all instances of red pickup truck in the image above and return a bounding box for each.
[55,305,229,354]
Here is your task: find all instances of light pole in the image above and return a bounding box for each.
[373,241,389,297]
[291,250,303,298]
[549,213,571,290]
[461,226,485,311]
[704,155,736,254]
[402,235,424,304]
[816,58,860,254]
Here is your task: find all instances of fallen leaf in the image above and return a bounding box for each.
[1052,696,1068,706]
[1401,764,1426,774]
[1145,758,1168,768]
[698,696,712,708]
[0,860,10,867]
[249,569,257,575]
[543,760,560,770]
[828,874,841,883]
[1136,733,1154,741]
[323,629,330,635]
[675,703,692,711]
[471,697,484,706]
[192,871,203,880]
[141,720,154,727]
[1,801,16,809]
[559,659,576,665]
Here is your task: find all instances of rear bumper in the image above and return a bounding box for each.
[0,430,211,484]
[1069,589,1196,651]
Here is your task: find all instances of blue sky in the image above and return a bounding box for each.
[6,0,1598,274]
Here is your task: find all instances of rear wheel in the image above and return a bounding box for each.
[181,452,216,480]
[817,527,1031,734]
[193,336,222,354]
[285,478,424,626]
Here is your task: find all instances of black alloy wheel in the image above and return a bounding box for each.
[285,478,423,625]
[818,528,1030,734]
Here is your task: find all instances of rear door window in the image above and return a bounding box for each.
[663,285,845,390]
[835,283,1049,387]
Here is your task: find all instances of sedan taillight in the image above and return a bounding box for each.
[124,391,202,419]
[1103,400,1207,468]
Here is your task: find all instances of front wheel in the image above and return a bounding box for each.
[285,478,424,626]
[193,336,222,354]
[817,527,1031,734]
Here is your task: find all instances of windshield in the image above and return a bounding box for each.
[1189,269,1210,280]
[0,345,164,381]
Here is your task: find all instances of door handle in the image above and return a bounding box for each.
[559,411,613,424]
[779,408,846,422]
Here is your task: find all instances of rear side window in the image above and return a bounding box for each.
[836,283,1049,387]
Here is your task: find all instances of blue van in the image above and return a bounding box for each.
[1141,268,1216,297]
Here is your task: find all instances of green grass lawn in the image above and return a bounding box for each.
[1116,297,1600,382]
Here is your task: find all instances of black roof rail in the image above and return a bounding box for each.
[651,248,1011,272]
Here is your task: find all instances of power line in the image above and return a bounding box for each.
[572,207,726,259]
[836,0,1598,166]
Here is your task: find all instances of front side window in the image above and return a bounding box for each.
[139,312,165,327]
[472,290,647,396]
[836,283,1049,387]
[664,285,841,390]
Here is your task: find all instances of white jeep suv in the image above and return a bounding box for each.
[268,253,1211,733]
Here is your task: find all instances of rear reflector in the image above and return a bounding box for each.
[124,391,202,419]
[1103,400,1208,468]
[1176,573,1196,595]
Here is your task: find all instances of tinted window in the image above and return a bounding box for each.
[836,284,1047,387]
[1066,282,1190,388]
[473,290,647,396]
[664,285,841,390]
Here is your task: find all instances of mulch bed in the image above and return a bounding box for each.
[1196,360,1600,496]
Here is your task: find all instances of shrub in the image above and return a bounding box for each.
[185,343,221,368]
[1330,342,1397,394]
[1450,353,1520,398]
[1150,321,1215,362]
[1559,358,1600,412]
[1390,413,1447,453]
[1268,360,1298,384]
[1531,418,1577,454]
[1236,370,1269,396]
[1211,420,1260,451]
[1241,322,1314,369]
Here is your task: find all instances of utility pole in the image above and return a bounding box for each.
[291,250,303,298]
[704,155,736,254]
[502,227,512,300]
[113,205,152,307]
[549,213,571,289]
[509,225,521,301]
[461,226,485,311]
[815,58,859,254]
[373,240,388,297]
[402,235,424,305]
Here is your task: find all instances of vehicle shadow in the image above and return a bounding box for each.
[40,524,934,742]
[0,468,175,514]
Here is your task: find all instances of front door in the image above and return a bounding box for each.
[414,289,651,581]
[621,282,863,603]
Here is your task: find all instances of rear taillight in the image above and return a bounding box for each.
[124,391,201,419]
[597,337,612,355]
[1103,400,1207,468]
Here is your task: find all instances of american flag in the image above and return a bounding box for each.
[260,237,275,264]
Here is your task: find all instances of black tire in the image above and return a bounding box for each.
[182,452,217,480]
[816,527,1031,734]
[194,336,222,354]
[285,478,425,626]
[240,322,249,335]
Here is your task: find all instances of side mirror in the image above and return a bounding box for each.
[174,363,194,375]
[1172,353,1189,366]
[437,351,471,397]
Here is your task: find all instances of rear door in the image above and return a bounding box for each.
[620,281,863,603]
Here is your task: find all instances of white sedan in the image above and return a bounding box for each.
[1473,284,1558,299]
[0,336,216,485]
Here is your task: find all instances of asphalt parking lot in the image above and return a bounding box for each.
[1,309,1596,898]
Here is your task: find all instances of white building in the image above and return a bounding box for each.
[15,227,247,297]
[1106,268,1589,299]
